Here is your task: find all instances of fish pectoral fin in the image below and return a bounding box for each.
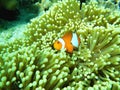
[66,44,74,53]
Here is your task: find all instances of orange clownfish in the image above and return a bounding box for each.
[53,31,80,53]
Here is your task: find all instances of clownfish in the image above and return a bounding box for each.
[53,31,80,53]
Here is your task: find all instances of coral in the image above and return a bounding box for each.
[0,0,120,90]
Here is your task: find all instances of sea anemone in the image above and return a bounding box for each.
[0,0,120,90]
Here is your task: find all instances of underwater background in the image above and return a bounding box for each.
[0,0,120,90]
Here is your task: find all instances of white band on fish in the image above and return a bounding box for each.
[58,38,65,49]
[71,33,79,48]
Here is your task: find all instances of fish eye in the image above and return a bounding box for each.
[57,41,60,44]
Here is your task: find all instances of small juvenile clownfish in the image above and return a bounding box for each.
[53,31,80,53]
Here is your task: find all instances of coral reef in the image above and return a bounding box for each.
[0,0,120,90]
